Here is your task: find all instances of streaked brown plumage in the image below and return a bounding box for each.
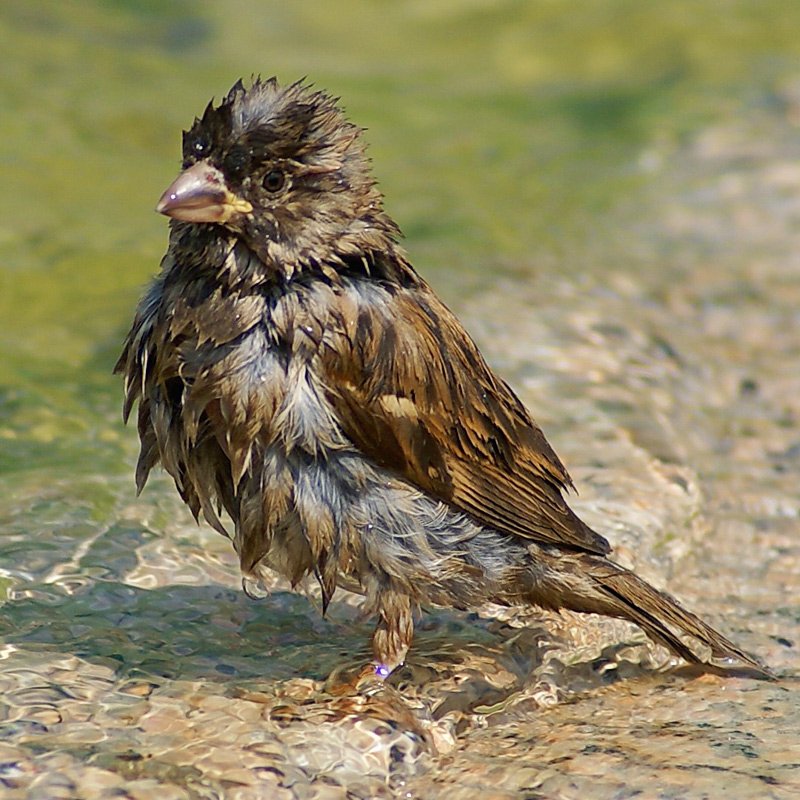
[116,77,767,678]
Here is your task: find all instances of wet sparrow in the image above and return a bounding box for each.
[117,78,766,678]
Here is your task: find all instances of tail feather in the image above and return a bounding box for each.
[538,550,772,678]
[599,566,756,665]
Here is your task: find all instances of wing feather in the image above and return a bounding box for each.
[321,278,610,556]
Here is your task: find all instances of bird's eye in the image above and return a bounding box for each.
[193,135,210,156]
[182,130,212,165]
[263,169,286,193]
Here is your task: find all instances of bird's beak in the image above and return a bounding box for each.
[156,161,253,223]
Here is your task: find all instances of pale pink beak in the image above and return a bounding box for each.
[156,161,252,223]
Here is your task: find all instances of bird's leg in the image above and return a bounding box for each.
[371,590,413,678]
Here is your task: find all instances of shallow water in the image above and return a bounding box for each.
[1,2,799,798]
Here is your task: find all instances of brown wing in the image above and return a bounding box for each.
[321,279,610,555]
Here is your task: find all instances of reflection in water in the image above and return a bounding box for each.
[0,2,798,798]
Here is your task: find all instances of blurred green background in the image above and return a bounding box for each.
[2,0,799,488]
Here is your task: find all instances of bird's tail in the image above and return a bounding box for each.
[531,548,772,678]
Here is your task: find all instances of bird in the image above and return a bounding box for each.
[116,77,767,680]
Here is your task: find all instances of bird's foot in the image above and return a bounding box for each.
[374,662,392,679]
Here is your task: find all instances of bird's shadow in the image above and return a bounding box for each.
[1,573,663,711]
[1,576,378,689]
[0,516,685,709]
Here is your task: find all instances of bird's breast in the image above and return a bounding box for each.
[178,319,348,464]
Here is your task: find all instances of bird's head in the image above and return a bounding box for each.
[157,77,401,278]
